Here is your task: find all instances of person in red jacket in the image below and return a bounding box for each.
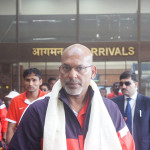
[6,68,46,144]
[107,82,122,99]
[0,99,7,149]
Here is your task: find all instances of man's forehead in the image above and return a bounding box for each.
[62,52,92,63]
[49,80,56,83]
[61,46,92,66]
[25,74,39,79]
[61,59,90,66]
[120,77,132,81]
[61,63,86,67]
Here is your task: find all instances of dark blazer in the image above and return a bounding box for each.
[112,94,150,150]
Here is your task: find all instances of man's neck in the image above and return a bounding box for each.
[26,90,39,102]
[68,92,88,113]
[114,91,119,96]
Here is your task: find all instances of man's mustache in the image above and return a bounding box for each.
[121,88,127,92]
[66,79,81,85]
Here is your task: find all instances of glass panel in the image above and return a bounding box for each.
[0,63,12,99]
[94,62,106,87]
[141,0,150,40]
[106,61,126,74]
[105,62,125,94]
[79,0,138,42]
[94,62,105,74]
[19,63,29,92]
[18,0,76,43]
[12,63,18,91]
[105,74,120,87]
[12,63,29,93]
[141,62,150,96]
[46,62,60,70]
[19,63,29,73]
[126,61,138,74]
[0,0,16,42]
[46,62,60,82]
[29,62,45,70]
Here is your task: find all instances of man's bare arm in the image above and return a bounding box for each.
[6,122,17,143]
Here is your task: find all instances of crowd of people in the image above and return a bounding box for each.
[0,44,149,150]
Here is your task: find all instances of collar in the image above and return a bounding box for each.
[24,99,31,104]
[23,91,31,104]
[24,89,42,105]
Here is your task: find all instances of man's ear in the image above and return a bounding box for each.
[135,81,138,88]
[91,66,97,79]
[58,67,61,79]
[40,79,43,85]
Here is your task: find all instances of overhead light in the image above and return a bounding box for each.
[85,19,97,21]
[71,18,76,21]
[96,34,100,38]
[121,18,133,21]
[12,21,28,24]
[32,20,61,23]
[33,38,56,41]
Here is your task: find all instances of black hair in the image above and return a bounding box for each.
[40,83,50,90]
[112,82,120,88]
[48,77,56,83]
[100,87,107,91]
[120,70,138,82]
[23,68,42,79]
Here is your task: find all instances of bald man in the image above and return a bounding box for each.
[8,44,134,150]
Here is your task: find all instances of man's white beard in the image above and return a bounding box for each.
[65,86,83,95]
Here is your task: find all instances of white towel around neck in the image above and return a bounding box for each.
[43,80,122,150]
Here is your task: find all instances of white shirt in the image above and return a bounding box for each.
[124,91,137,134]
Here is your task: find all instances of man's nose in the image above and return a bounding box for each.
[68,68,78,78]
[122,83,126,88]
[29,80,33,85]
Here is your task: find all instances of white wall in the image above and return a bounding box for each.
[0,0,150,15]
[141,0,150,13]
[0,0,16,15]
[20,0,76,15]
[80,0,138,14]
